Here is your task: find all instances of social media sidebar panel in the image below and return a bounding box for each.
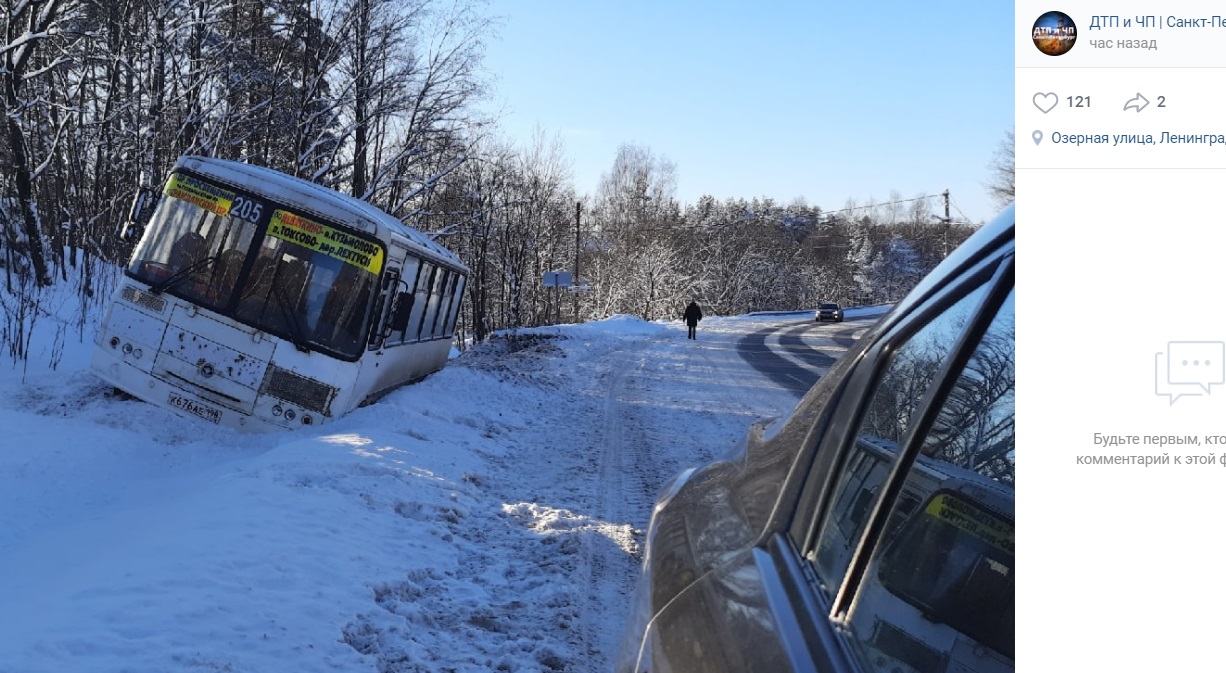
[1018,4,1226,672]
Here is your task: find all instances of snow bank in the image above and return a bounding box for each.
[0,287,836,672]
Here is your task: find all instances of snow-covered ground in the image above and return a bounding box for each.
[0,293,871,673]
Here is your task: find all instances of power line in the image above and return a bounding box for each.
[819,193,944,219]
[589,191,964,232]
[947,196,975,224]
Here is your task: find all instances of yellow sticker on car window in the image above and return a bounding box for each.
[925,492,1014,554]
[165,173,234,216]
[268,210,384,274]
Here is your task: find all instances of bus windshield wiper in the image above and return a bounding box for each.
[150,255,218,295]
[271,283,311,353]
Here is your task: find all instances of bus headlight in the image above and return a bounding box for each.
[272,405,283,417]
[284,409,296,421]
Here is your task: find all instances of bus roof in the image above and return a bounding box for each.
[855,435,1014,510]
[174,156,468,273]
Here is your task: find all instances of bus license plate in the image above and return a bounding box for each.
[168,392,222,424]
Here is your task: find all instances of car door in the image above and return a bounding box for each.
[779,244,1015,673]
[625,222,1014,673]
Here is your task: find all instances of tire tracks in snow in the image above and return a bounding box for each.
[571,339,661,670]
[572,325,806,669]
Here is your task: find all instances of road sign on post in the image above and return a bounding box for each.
[543,271,572,288]
[543,271,572,325]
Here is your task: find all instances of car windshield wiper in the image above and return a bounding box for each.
[271,283,311,353]
[150,255,218,295]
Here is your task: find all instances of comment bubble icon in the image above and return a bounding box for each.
[1155,352,1194,405]
[1167,341,1226,394]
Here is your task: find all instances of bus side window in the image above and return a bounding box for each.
[389,292,414,333]
[445,275,466,337]
[384,257,420,346]
[434,271,461,339]
[417,268,445,340]
[408,263,434,341]
[427,270,449,339]
[368,268,400,348]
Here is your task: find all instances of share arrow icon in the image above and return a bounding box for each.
[1124,93,1150,112]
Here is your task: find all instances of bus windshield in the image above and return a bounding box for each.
[127,171,384,360]
[878,490,1014,658]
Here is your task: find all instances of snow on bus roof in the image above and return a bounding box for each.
[856,434,1014,504]
[175,156,466,271]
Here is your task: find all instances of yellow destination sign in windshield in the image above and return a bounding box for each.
[165,173,234,216]
[268,210,384,274]
[925,492,1014,554]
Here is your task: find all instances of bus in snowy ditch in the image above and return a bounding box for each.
[91,156,468,431]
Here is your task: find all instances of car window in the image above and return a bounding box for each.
[846,289,1015,673]
[808,280,992,593]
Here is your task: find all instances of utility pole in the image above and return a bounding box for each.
[939,189,952,257]
[574,201,581,323]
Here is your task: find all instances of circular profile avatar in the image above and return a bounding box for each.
[1032,11,1076,56]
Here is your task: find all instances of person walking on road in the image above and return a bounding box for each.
[683,301,703,340]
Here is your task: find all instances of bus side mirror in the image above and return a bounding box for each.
[119,187,154,242]
[118,221,139,242]
[389,292,413,332]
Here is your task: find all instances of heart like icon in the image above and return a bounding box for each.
[1033,92,1058,114]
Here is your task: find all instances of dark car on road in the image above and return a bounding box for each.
[816,302,844,323]
[617,205,1015,673]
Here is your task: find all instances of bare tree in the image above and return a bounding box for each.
[338,0,494,212]
[590,143,682,319]
[1,0,79,287]
[987,129,1015,208]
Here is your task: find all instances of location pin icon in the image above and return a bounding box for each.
[1032,130,1043,145]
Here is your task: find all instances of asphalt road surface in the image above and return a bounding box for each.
[737,313,881,395]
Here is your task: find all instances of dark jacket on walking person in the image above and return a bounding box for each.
[683,301,703,339]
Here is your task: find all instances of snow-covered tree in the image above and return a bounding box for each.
[870,234,922,303]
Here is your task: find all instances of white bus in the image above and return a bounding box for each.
[92,156,468,431]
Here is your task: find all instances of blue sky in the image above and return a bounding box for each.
[481,2,1014,224]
